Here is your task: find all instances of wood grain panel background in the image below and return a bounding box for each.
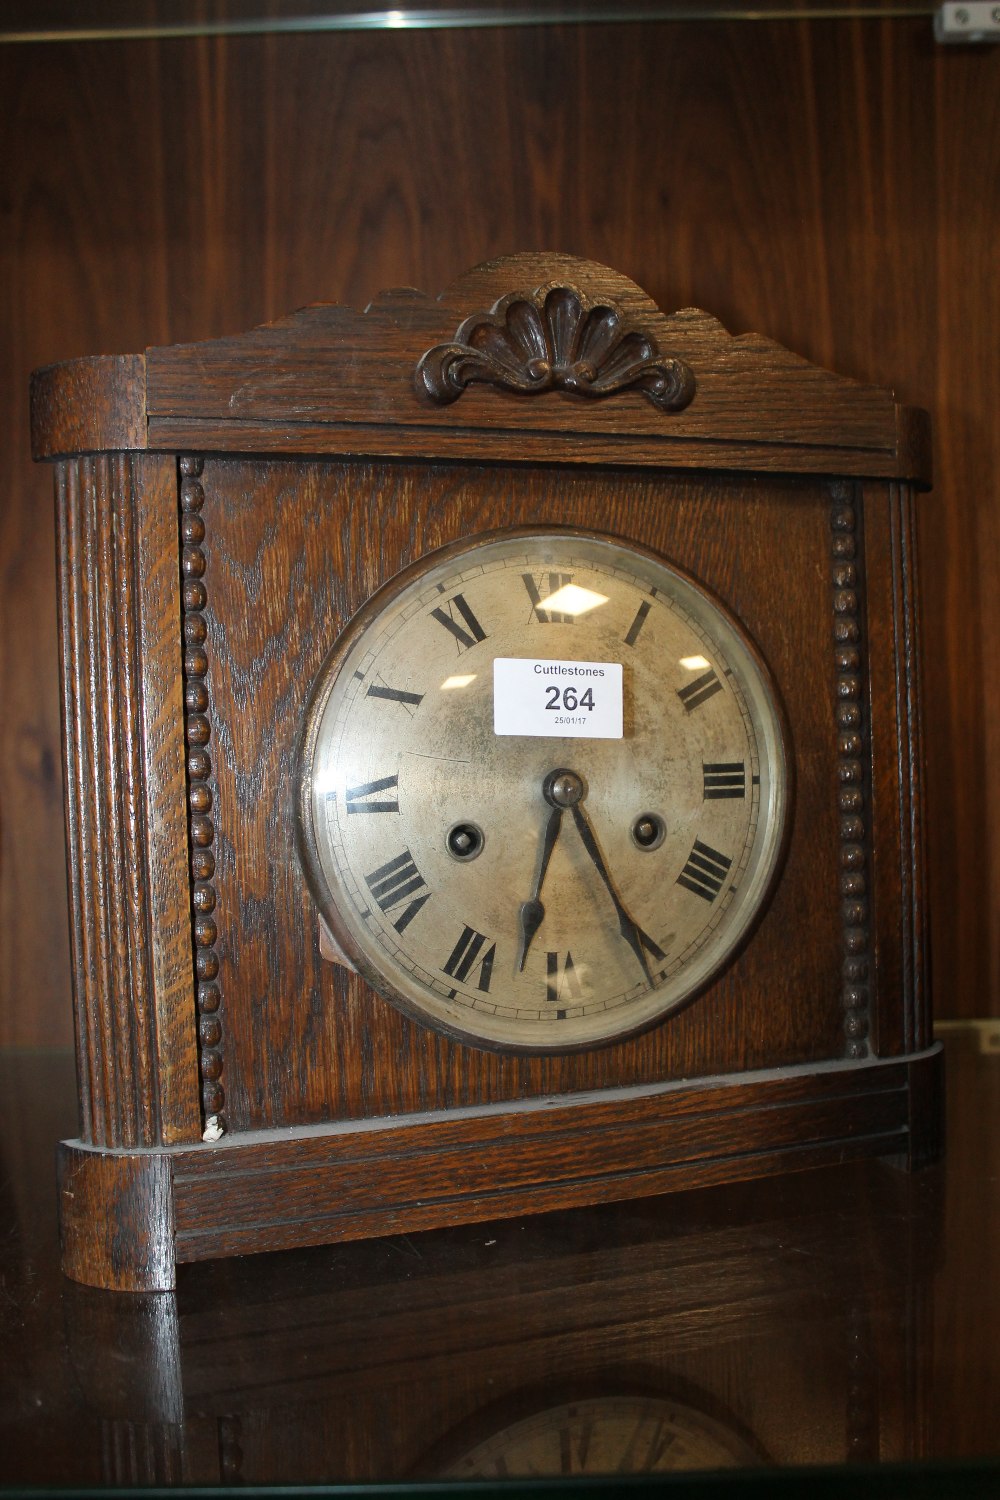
[202,460,842,1130]
[1,15,997,1046]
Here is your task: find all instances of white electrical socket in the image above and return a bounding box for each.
[935,3,1000,42]
[979,1022,1000,1055]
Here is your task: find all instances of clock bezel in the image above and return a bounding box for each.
[295,523,795,1055]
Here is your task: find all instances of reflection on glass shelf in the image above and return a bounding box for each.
[53,1163,938,1481]
[0,0,938,46]
[2,1035,999,1486]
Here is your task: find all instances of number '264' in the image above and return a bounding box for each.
[544,684,595,713]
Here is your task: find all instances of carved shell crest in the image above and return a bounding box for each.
[415,283,695,413]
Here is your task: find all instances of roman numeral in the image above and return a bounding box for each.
[522,571,574,623]
[366,681,424,714]
[624,599,651,646]
[703,761,746,799]
[677,667,722,712]
[571,1414,593,1473]
[677,839,732,901]
[442,925,496,992]
[546,950,584,1005]
[345,774,399,814]
[364,849,429,933]
[430,593,488,653]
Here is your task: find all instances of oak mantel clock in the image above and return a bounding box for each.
[31,253,939,1292]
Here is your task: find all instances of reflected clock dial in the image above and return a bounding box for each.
[440,1395,763,1478]
[298,528,788,1051]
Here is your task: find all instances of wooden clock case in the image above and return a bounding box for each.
[30,253,939,1292]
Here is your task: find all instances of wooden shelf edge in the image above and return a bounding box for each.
[56,1046,942,1292]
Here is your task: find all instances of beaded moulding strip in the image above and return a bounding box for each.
[831,488,871,1059]
[179,455,226,1139]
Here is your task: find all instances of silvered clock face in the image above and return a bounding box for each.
[297,528,788,1052]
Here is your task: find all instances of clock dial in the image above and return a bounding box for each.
[440,1395,762,1477]
[298,529,788,1051]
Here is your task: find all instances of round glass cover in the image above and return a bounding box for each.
[298,528,788,1051]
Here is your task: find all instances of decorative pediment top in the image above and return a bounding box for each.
[30,252,930,485]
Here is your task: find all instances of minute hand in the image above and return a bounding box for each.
[570,803,663,988]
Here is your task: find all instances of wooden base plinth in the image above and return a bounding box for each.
[58,1046,943,1292]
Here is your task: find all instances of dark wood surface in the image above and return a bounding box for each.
[207,460,851,1130]
[2,17,998,1049]
[31,259,928,476]
[1,1026,997,1486]
[30,256,930,480]
[55,453,199,1149]
[56,1050,936,1292]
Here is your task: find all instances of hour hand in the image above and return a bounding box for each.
[517,899,546,971]
[516,802,564,971]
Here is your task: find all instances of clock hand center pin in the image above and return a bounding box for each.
[543,768,585,810]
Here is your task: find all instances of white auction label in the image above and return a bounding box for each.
[493,658,623,738]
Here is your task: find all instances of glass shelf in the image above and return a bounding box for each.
[0,1,937,47]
